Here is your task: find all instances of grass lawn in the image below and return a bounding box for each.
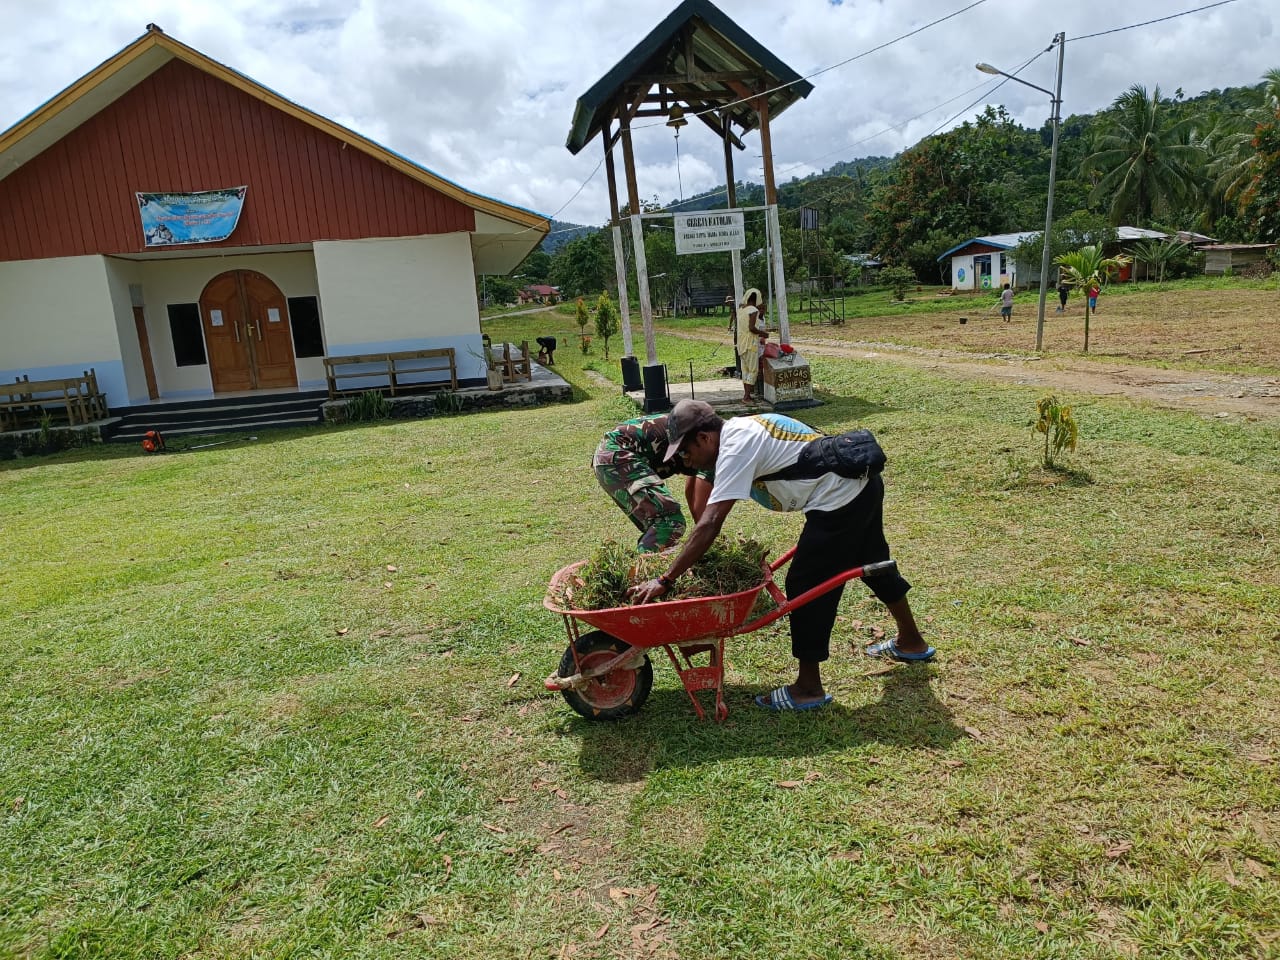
[3,326,1278,958]
[625,276,1280,375]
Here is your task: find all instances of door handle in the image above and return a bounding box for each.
[245,323,257,340]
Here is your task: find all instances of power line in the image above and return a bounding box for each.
[631,0,990,133]
[1067,0,1242,42]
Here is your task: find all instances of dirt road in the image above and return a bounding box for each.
[670,331,1280,420]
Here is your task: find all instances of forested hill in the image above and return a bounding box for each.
[536,71,1279,284]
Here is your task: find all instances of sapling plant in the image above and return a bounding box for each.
[1034,394,1078,467]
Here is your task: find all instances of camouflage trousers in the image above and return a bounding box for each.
[593,448,686,552]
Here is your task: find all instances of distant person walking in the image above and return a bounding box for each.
[999,283,1014,322]
[1087,282,1100,313]
[1056,279,1070,313]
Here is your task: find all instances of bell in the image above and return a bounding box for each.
[666,104,688,130]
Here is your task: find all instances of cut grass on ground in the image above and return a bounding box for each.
[2,339,1278,959]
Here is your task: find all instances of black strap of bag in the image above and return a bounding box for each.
[758,428,886,483]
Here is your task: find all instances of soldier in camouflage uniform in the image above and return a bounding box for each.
[594,408,713,552]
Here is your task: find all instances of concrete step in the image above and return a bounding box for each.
[110,415,322,441]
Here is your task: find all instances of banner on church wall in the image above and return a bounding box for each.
[136,187,248,247]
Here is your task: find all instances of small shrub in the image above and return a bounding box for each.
[1034,394,1078,467]
[346,390,391,422]
[595,293,619,359]
[580,335,593,355]
[880,266,916,301]
[433,390,465,415]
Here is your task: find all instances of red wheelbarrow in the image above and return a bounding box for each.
[543,547,897,721]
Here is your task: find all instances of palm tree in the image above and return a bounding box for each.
[1083,85,1203,226]
[1129,237,1188,282]
[1054,245,1132,352]
[1208,69,1280,209]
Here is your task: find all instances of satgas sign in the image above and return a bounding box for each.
[673,211,745,255]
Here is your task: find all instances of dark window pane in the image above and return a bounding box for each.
[288,296,325,358]
[167,303,206,367]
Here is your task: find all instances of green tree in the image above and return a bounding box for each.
[550,231,612,297]
[869,106,1041,263]
[880,265,916,301]
[1054,245,1132,352]
[1011,211,1117,281]
[517,249,552,284]
[594,293,619,360]
[1083,85,1202,226]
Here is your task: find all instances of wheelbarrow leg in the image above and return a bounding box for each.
[664,638,729,721]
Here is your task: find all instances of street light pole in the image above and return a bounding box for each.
[977,31,1065,351]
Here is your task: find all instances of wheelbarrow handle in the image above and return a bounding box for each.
[734,558,897,636]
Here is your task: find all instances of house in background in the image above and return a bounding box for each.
[936,232,1036,292]
[0,26,547,411]
[938,226,1191,290]
[843,253,885,285]
[517,284,561,305]
[1198,243,1277,275]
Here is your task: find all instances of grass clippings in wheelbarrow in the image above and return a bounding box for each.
[565,537,775,611]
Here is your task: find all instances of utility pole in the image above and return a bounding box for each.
[1035,33,1066,352]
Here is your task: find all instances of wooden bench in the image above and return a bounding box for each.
[0,369,107,430]
[322,348,458,400]
[488,340,532,384]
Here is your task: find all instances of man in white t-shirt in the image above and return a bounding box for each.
[629,399,934,712]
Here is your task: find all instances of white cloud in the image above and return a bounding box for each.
[2,0,1276,225]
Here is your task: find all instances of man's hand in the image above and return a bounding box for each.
[628,578,669,605]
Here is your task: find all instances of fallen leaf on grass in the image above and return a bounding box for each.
[804,771,822,782]
[498,796,518,804]
[506,673,521,687]
[432,831,446,844]
[442,854,452,880]
[482,822,506,834]
[553,788,569,800]
[371,814,390,829]
[830,850,862,862]
[12,797,24,812]
[870,626,885,640]
[386,564,398,572]
[372,629,392,638]
[775,780,802,789]
[553,868,563,880]
[940,759,964,768]
[963,725,986,742]
[414,789,425,800]
[1070,637,1092,647]
[862,663,898,677]
[593,923,609,940]
[551,822,574,835]
[1035,921,1049,934]
[1105,841,1134,858]
[383,581,393,590]
[336,627,349,636]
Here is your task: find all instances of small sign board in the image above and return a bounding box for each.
[761,356,813,404]
[674,211,745,255]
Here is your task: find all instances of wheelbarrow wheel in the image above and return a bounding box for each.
[558,630,653,721]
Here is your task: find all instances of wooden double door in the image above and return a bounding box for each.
[199,270,298,392]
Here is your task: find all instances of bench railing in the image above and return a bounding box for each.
[0,369,107,431]
[322,348,458,400]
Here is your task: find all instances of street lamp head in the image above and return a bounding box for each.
[975,62,1001,76]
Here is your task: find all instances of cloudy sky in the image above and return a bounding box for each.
[1,0,1275,227]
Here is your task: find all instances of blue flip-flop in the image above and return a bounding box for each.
[865,638,937,662]
[754,686,834,712]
